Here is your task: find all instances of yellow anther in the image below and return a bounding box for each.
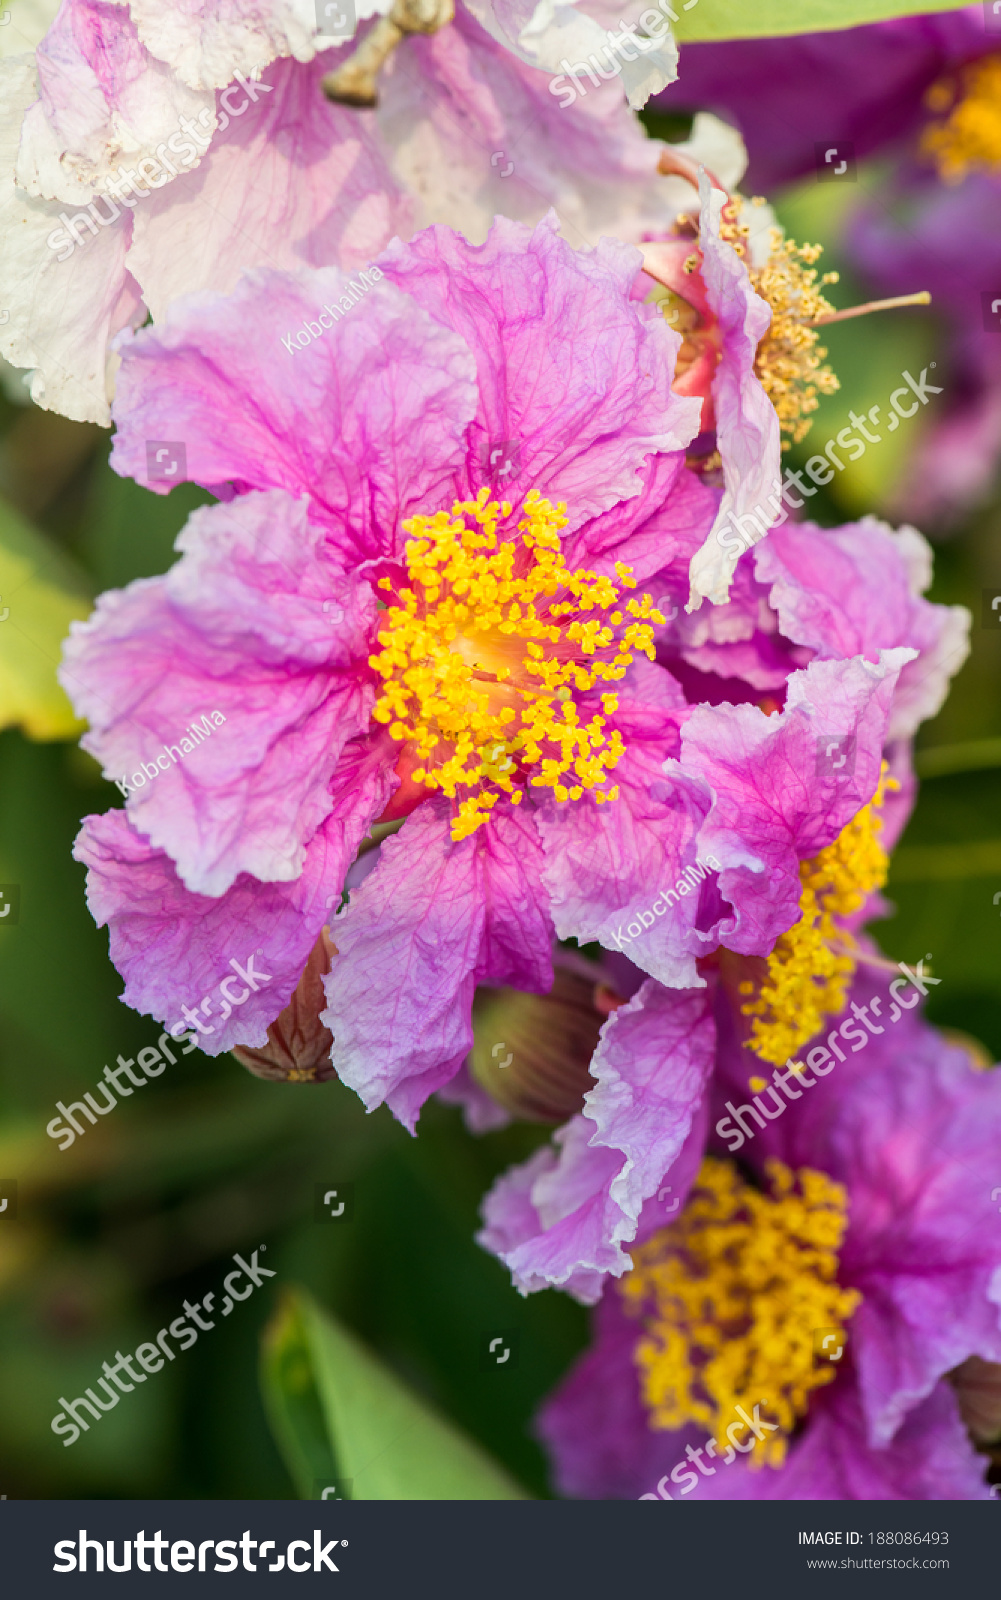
[751,230,840,449]
[922,55,1001,183]
[718,195,840,449]
[741,765,898,1065]
[620,1158,860,1468]
[369,493,657,839]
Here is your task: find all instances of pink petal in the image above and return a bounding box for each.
[479,982,714,1297]
[61,490,380,896]
[688,172,782,611]
[679,650,914,955]
[537,658,717,988]
[109,259,477,560]
[323,800,555,1130]
[378,212,701,528]
[74,761,389,1050]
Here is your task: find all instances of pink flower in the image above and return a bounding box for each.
[535,961,1001,1499]
[63,215,726,1118]
[478,514,967,1296]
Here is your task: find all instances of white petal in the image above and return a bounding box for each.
[1,56,142,424]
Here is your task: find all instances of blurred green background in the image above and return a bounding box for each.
[1,156,1000,1500]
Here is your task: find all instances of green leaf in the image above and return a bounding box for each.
[261,1287,532,1500]
[0,495,92,739]
[673,0,970,43]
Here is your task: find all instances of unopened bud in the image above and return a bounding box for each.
[470,967,615,1124]
[951,1355,1001,1445]
[231,930,336,1083]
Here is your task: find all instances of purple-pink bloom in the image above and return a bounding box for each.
[477,515,967,1298]
[536,961,1001,1499]
[62,214,732,1111]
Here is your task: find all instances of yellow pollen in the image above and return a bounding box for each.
[921,54,1001,184]
[750,225,841,450]
[368,489,660,841]
[741,764,899,1065]
[620,1157,860,1468]
[714,197,840,449]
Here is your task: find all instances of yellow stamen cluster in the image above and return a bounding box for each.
[718,194,754,256]
[741,765,898,1065]
[621,1157,860,1468]
[750,229,841,449]
[922,55,1001,184]
[369,489,661,841]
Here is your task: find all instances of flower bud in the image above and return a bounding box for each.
[951,1355,1001,1445]
[231,929,336,1083]
[469,967,612,1124]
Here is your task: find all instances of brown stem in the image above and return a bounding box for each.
[322,0,454,106]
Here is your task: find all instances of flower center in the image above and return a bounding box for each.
[646,192,842,451]
[922,54,1001,184]
[369,489,660,840]
[621,1157,860,1468]
[739,766,897,1065]
[747,226,841,451]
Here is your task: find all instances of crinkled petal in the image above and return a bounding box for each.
[73,763,389,1049]
[479,1121,623,1305]
[562,455,717,586]
[755,517,970,742]
[16,0,215,204]
[687,172,781,612]
[538,658,717,987]
[60,490,379,896]
[109,260,477,558]
[380,9,719,246]
[464,0,677,107]
[124,0,330,90]
[715,958,1001,1451]
[679,650,914,957]
[323,800,554,1130]
[1,56,143,425]
[129,55,411,321]
[479,982,713,1298]
[378,212,700,530]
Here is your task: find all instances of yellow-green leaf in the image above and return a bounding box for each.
[0,495,92,739]
[261,1288,531,1500]
[674,0,971,43]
